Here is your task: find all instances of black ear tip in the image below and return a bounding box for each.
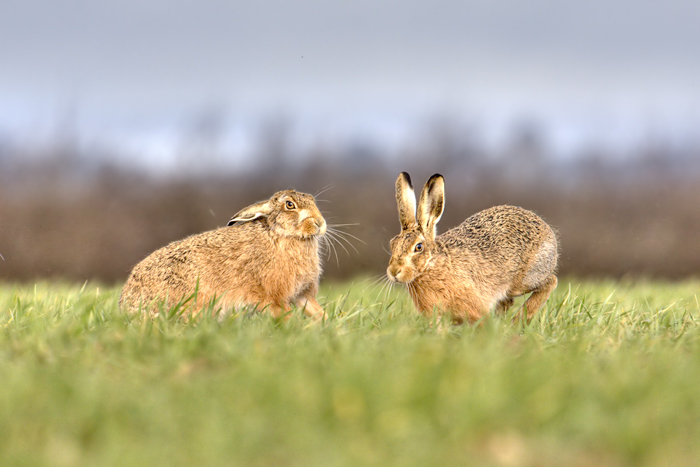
[427,173,445,188]
[227,220,235,226]
[399,172,413,189]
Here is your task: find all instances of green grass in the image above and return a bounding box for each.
[2,278,700,467]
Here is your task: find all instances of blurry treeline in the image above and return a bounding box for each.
[2,116,700,283]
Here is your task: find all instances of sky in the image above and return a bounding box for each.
[1,0,700,168]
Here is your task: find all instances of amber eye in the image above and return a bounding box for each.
[285,200,296,209]
[414,243,423,252]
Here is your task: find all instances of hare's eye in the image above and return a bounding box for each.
[285,200,296,209]
[414,243,423,252]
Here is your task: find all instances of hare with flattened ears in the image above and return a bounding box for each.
[120,189,327,320]
[387,172,558,324]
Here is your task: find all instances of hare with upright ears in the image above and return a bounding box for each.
[120,190,328,320]
[387,173,558,324]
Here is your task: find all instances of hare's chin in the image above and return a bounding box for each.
[297,230,323,240]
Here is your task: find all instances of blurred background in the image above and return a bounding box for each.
[2,0,700,283]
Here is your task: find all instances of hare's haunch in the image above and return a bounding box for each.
[387,173,558,324]
[120,190,327,320]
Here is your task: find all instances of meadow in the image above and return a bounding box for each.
[1,278,700,467]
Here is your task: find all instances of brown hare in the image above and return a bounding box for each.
[120,189,327,320]
[387,172,558,324]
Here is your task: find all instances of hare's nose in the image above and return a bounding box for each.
[315,218,327,235]
[387,266,399,281]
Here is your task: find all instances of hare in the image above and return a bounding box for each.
[120,189,327,320]
[387,172,558,324]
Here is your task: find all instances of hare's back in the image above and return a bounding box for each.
[441,205,555,255]
[120,225,253,307]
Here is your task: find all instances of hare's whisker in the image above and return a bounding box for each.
[327,229,359,253]
[379,283,390,303]
[356,274,384,286]
[375,278,390,302]
[366,281,385,296]
[381,277,395,302]
[384,280,395,302]
[326,231,350,256]
[408,282,416,299]
[319,237,333,262]
[330,229,366,249]
[362,274,388,294]
[322,235,341,267]
[314,184,335,198]
[328,228,366,245]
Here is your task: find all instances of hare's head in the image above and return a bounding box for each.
[227,190,327,239]
[387,173,445,283]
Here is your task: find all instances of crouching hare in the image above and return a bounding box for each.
[387,173,558,324]
[120,190,327,320]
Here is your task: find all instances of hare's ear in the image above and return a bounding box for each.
[227,200,274,226]
[396,172,417,230]
[417,174,445,240]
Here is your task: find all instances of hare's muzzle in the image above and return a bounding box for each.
[302,217,326,237]
[386,265,401,282]
[315,218,327,236]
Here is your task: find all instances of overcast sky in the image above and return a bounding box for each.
[1,0,700,162]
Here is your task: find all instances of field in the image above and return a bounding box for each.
[1,279,700,467]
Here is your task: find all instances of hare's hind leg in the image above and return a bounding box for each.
[520,275,558,322]
[267,302,293,321]
[295,295,327,321]
[494,297,514,316]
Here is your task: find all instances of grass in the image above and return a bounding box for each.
[1,278,700,467]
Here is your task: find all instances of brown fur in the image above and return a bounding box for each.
[387,173,558,324]
[120,190,327,320]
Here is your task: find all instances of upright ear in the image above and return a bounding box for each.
[396,172,417,230]
[227,200,274,226]
[417,174,445,240]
